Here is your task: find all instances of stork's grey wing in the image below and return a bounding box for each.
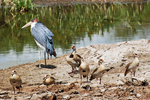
[31,25,47,47]
[36,22,54,40]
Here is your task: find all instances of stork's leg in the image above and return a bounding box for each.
[39,50,41,68]
[47,53,49,59]
[44,51,46,65]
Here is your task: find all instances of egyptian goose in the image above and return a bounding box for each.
[124,53,139,77]
[66,53,81,75]
[43,74,55,87]
[78,57,90,83]
[66,46,82,75]
[90,59,108,84]
[9,70,22,93]
[71,46,82,65]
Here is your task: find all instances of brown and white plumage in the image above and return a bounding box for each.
[78,57,90,83]
[124,53,139,77]
[71,46,82,65]
[66,46,82,75]
[66,54,80,75]
[43,74,55,87]
[90,59,108,84]
[9,70,22,93]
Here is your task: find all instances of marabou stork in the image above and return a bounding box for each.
[22,19,56,68]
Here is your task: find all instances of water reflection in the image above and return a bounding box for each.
[0,2,150,69]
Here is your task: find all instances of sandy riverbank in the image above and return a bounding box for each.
[0,39,150,99]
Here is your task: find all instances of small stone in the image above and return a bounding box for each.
[94,93,103,97]
[101,89,106,92]
[31,94,38,100]
[0,91,8,95]
[63,95,70,99]
[109,87,118,90]
[68,89,79,94]
[48,94,57,100]
[136,93,141,98]
[82,85,91,91]
[82,93,88,97]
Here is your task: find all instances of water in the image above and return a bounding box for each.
[0,2,150,69]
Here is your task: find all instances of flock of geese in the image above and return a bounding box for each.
[9,46,139,94]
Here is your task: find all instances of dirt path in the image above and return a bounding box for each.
[0,39,150,99]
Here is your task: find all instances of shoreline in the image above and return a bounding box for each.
[0,39,150,99]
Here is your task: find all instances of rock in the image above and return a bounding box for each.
[31,94,38,100]
[69,89,79,94]
[121,77,149,86]
[82,85,92,91]
[48,94,57,100]
[94,93,103,97]
[0,91,8,95]
[136,93,141,98]
[63,95,70,99]
[109,87,118,90]
[82,93,89,97]
[101,89,106,92]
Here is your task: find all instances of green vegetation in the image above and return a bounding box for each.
[0,2,150,53]
[15,0,33,11]
[3,0,34,12]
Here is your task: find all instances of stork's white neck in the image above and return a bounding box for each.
[31,22,37,28]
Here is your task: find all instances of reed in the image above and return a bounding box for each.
[0,2,149,52]
[4,0,34,12]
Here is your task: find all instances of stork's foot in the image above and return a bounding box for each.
[39,65,42,68]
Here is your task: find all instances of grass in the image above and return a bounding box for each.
[3,0,34,12]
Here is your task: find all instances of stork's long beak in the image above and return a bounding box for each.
[22,21,32,29]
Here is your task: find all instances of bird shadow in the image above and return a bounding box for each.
[36,64,57,69]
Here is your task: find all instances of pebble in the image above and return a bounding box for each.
[63,95,70,99]
[136,93,141,98]
[101,89,106,92]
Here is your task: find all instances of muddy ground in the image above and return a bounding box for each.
[0,39,150,99]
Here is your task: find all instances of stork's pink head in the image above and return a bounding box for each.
[32,18,38,23]
[22,19,38,29]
